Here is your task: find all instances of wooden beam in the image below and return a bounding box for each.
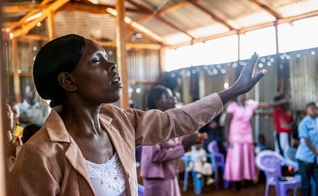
[250,0,282,19]
[116,0,130,109]
[12,38,21,103]
[186,0,235,30]
[47,10,55,40]
[160,1,189,14]
[22,34,49,41]
[106,8,164,44]
[126,0,153,14]
[8,0,51,31]
[134,1,189,22]
[2,5,44,13]
[68,1,145,13]
[12,0,70,37]
[127,0,195,39]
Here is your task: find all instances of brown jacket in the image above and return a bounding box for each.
[8,93,222,196]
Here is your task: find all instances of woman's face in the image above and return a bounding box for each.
[70,39,123,105]
[155,89,177,111]
[237,94,247,104]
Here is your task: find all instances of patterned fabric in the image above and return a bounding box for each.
[86,153,126,195]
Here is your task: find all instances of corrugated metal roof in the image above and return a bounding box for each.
[3,0,318,46]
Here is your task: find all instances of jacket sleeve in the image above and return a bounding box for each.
[120,93,223,146]
[150,143,185,163]
[8,145,60,196]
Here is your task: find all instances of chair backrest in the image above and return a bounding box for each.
[255,150,287,180]
[284,147,299,169]
[208,140,219,153]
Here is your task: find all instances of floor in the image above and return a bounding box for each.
[137,167,302,196]
[179,180,302,196]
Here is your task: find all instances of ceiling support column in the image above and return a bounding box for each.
[116,0,129,109]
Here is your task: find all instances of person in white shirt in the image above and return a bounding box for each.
[19,84,49,127]
[185,143,214,185]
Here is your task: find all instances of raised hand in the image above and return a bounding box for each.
[218,53,267,104]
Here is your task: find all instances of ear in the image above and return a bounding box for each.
[58,72,77,92]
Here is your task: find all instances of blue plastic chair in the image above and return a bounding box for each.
[284,147,316,196]
[180,155,207,195]
[256,150,301,196]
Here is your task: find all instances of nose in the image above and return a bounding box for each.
[106,61,117,72]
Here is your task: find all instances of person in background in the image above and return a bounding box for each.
[199,115,226,157]
[224,94,288,190]
[273,94,293,156]
[19,84,49,127]
[8,34,265,196]
[5,103,18,171]
[185,143,214,185]
[254,134,269,155]
[295,102,318,196]
[140,86,200,196]
[8,100,23,145]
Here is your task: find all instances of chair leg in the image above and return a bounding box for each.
[265,184,269,196]
[213,167,219,187]
[193,171,203,195]
[183,169,189,191]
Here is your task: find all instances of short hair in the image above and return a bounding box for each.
[33,34,85,107]
[306,102,317,109]
[22,123,42,143]
[146,85,167,110]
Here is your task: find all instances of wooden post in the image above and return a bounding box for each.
[12,38,21,103]
[115,0,129,109]
[0,1,9,194]
[47,10,56,40]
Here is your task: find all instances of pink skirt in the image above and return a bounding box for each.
[223,142,256,181]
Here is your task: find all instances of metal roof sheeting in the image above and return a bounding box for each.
[3,0,318,46]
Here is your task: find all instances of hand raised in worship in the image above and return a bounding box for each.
[219,53,267,104]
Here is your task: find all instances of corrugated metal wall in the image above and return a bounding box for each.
[172,54,293,149]
[289,48,318,110]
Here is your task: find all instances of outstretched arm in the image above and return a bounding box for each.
[257,98,289,109]
[218,53,266,105]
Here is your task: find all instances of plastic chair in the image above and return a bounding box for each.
[207,140,228,188]
[138,184,144,196]
[256,150,301,196]
[284,147,316,196]
[180,155,205,195]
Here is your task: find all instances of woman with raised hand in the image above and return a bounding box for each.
[8,34,265,196]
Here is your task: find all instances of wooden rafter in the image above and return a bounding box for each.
[250,0,282,19]
[186,0,235,30]
[134,1,189,22]
[8,0,51,32]
[105,8,164,44]
[64,1,145,13]
[127,0,195,39]
[2,5,45,13]
[12,0,70,37]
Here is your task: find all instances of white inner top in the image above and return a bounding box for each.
[85,153,126,196]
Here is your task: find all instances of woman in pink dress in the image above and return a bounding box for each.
[223,94,288,189]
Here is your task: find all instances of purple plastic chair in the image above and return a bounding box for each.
[138,184,144,196]
[207,140,228,188]
[255,150,301,196]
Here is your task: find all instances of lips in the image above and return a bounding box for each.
[111,74,120,84]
